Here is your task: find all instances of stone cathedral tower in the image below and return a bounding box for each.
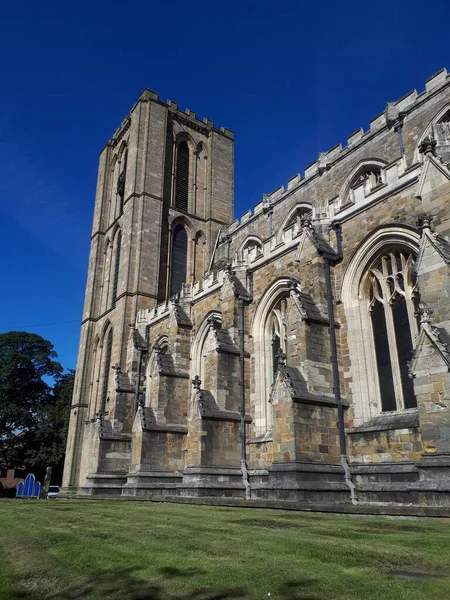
[63,90,234,492]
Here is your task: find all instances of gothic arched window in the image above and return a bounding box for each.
[283,206,312,232]
[347,166,382,205]
[175,141,189,211]
[266,299,286,386]
[252,281,291,437]
[341,228,421,425]
[117,149,127,215]
[194,231,206,281]
[367,250,418,411]
[340,163,385,210]
[170,225,188,296]
[99,327,113,414]
[111,231,121,306]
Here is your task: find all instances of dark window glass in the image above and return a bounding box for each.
[387,277,395,295]
[117,150,127,214]
[386,255,393,276]
[175,142,189,211]
[271,331,281,383]
[170,226,188,296]
[392,296,417,409]
[100,329,113,413]
[112,232,121,306]
[371,301,397,411]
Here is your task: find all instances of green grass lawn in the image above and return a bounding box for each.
[1,500,450,599]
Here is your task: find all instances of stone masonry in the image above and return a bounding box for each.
[63,69,450,511]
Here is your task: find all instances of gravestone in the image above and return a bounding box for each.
[40,467,52,499]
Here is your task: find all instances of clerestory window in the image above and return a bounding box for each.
[347,166,383,205]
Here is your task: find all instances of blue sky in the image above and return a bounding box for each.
[1,0,450,372]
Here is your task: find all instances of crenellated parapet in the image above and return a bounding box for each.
[221,68,450,245]
[106,88,234,149]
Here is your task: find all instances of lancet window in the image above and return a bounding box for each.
[111,231,121,306]
[117,149,127,215]
[99,328,113,414]
[266,298,287,386]
[175,141,189,211]
[252,284,291,437]
[170,224,188,296]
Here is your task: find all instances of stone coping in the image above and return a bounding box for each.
[347,410,419,434]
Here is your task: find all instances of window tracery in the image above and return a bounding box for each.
[366,250,418,411]
[347,166,383,205]
[281,205,312,236]
[267,298,287,387]
[341,227,421,425]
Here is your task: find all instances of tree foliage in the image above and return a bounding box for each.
[0,331,73,481]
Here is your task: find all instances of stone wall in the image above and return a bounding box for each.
[63,69,450,511]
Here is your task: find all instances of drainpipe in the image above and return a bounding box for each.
[323,222,357,504]
[238,297,251,500]
[394,120,405,158]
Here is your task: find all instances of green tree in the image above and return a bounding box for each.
[23,370,75,481]
[0,332,73,481]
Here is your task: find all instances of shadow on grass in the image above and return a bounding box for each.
[10,566,247,600]
[8,565,321,600]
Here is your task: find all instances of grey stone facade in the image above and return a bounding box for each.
[63,69,450,512]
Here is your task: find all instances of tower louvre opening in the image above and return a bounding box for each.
[175,141,189,211]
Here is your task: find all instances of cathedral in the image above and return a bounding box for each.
[63,69,450,511]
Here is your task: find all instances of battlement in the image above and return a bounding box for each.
[109,88,234,146]
[226,68,450,235]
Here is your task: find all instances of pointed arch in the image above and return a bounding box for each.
[191,312,222,387]
[100,236,113,314]
[194,230,207,280]
[338,159,387,210]
[98,325,113,414]
[341,226,420,425]
[418,103,450,146]
[194,141,209,218]
[416,104,450,164]
[170,224,188,296]
[145,336,169,408]
[175,139,190,211]
[238,235,263,263]
[251,278,299,436]
[111,228,122,306]
[88,334,101,416]
[116,142,128,215]
[280,204,313,232]
[89,321,114,418]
